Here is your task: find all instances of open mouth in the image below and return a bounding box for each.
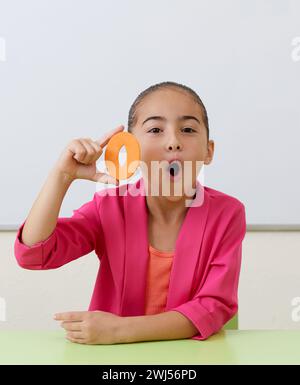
[166,160,182,180]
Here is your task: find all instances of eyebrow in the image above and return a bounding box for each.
[142,115,201,126]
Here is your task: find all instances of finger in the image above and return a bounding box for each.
[66,331,85,339]
[68,140,87,163]
[61,321,82,331]
[88,140,103,163]
[78,139,97,164]
[54,312,85,322]
[66,335,86,344]
[95,125,124,148]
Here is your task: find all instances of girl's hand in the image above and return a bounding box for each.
[54,310,123,345]
[53,124,124,184]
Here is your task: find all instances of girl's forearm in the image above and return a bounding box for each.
[118,311,198,343]
[21,167,74,246]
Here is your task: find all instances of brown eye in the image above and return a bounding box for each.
[148,128,161,133]
[182,127,195,133]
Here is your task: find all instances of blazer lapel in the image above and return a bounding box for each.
[120,177,149,316]
[165,181,210,310]
[120,177,210,316]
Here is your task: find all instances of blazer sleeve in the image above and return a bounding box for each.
[14,192,105,270]
[170,203,247,341]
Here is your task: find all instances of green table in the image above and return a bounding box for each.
[0,330,300,365]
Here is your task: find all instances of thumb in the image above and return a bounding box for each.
[91,172,119,185]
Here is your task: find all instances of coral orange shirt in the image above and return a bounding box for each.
[144,244,174,315]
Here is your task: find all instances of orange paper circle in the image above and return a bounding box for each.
[105,131,141,180]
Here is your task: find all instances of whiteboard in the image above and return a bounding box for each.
[0,0,300,229]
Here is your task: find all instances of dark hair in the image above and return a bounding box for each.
[127,81,209,141]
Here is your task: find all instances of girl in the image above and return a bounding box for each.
[14,81,246,345]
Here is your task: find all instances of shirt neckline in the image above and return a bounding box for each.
[149,244,174,257]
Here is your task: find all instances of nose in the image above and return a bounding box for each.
[168,143,181,150]
[166,133,182,152]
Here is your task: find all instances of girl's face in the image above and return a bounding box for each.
[131,88,214,199]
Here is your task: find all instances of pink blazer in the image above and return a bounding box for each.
[14,177,246,341]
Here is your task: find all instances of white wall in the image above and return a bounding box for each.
[0,231,98,330]
[239,231,300,330]
[1,230,300,331]
[1,0,300,226]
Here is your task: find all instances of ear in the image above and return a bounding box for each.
[204,140,214,165]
